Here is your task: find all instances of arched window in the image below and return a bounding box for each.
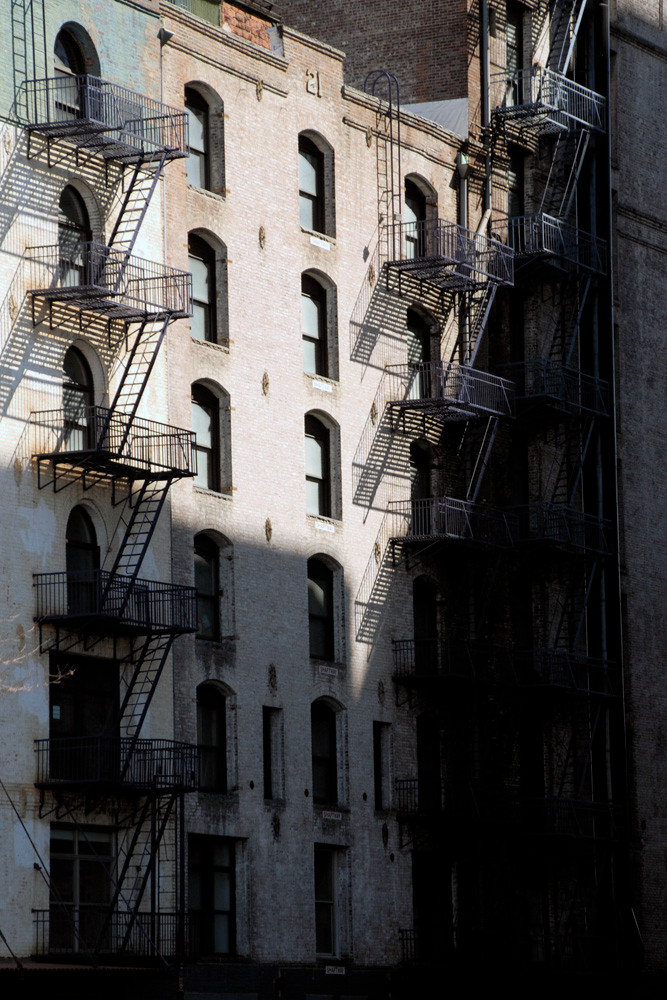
[299,133,335,237]
[59,186,91,285]
[305,415,331,517]
[299,135,324,232]
[54,28,86,78]
[185,88,209,189]
[63,346,94,451]
[301,274,327,376]
[407,309,431,399]
[53,25,100,121]
[197,684,227,792]
[311,701,338,805]
[66,506,99,614]
[307,557,334,660]
[409,438,434,537]
[189,234,216,342]
[404,179,427,259]
[194,534,219,640]
[192,385,219,491]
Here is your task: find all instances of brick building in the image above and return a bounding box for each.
[0,0,664,996]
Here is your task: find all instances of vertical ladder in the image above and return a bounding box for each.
[364,71,401,261]
[11,0,46,120]
[108,152,168,259]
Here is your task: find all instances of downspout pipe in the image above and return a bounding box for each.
[480,0,492,214]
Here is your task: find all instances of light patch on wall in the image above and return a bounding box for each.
[14,815,40,867]
[17,506,56,568]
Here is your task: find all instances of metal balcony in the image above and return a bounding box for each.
[31,406,196,483]
[491,67,606,132]
[33,908,189,958]
[389,497,517,546]
[517,502,612,554]
[35,736,199,792]
[33,570,197,635]
[22,75,187,162]
[517,649,617,697]
[386,362,515,419]
[501,359,609,416]
[385,219,514,293]
[505,214,607,273]
[392,637,477,682]
[27,243,191,322]
[521,798,619,840]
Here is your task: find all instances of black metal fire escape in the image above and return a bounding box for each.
[24,64,199,961]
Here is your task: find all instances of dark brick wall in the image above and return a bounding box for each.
[275,0,470,102]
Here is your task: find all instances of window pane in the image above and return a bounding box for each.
[192,401,212,449]
[301,293,321,338]
[213,842,231,867]
[308,577,327,617]
[305,435,324,479]
[300,194,316,231]
[187,104,206,154]
[213,871,231,910]
[190,254,211,304]
[299,150,318,197]
[213,914,230,953]
[194,551,215,594]
[302,338,318,375]
[305,479,322,517]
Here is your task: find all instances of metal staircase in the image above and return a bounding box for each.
[548,0,588,75]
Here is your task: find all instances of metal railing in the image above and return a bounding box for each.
[392,637,477,681]
[517,502,611,554]
[521,798,618,839]
[503,214,607,273]
[22,75,187,155]
[33,908,189,958]
[491,66,606,131]
[386,362,515,418]
[386,219,514,287]
[27,242,192,318]
[35,737,199,790]
[389,497,517,546]
[501,359,609,415]
[31,406,196,476]
[33,570,197,632]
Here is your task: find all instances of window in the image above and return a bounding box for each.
[50,825,113,953]
[189,234,216,342]
[305,414,339,518]
[311,701,338,805]
[407,309,431,400]
[413,576,439,675]
[314,845,336,956]
[299,135,324,232]
[49,653,118,783]
[197,684,227,792]
[185,88,209,188]
[189,835,236,956]
[373,721,391,811]
[66,506,99,615]
[63,346,94,450]
[263,706,282,800]
[194,534,219,640]
[417,712,441,814]
[301,273,327,376]
[404,179,426,259]
[59,186,91,286]
[192,385,219,490]
[409,438,434,537]
[307,557,334,660]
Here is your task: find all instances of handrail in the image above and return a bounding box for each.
[385,219,514,286]
[385,362,515,417]
[35,736,200,790]
[501,214,607,273]
[491,66,606,132]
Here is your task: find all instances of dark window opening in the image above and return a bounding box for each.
[194,534,219,640]
[197,683,227,792]
[188,834,236,956]
[50,824,113,954]
[307,557,334,661]
[405,179,426,259]
[314,845,336,955]
[311,701,337,805]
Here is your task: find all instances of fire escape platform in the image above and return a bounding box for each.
[33,569,197,636]
[500,360,609,417]
[389,496,517,547]
[515,502,612,555]
[491,67,606,133]
[504,213,607,274]
[22,75,188,163]
[34,736,199,793]
[27,243,192,324]
[384,219,515,296]
[386,362,515,420]
[32,407,196,486]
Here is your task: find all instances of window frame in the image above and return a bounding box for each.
[188,233,217,343]
[185,87,209,189]
[307,557,334,661]
[49,824,113,954]
[191,384,220,492]
[305,414,335,519]
[314,845,337,957]
[299,134,324,234]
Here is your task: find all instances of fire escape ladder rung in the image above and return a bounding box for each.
[117,633,175,745]
[107,152,167,259]
[109,479,171,585]
[106,316,171,447]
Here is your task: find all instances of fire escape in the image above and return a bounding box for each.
[483,0,623,971]
[21,64,200,962]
